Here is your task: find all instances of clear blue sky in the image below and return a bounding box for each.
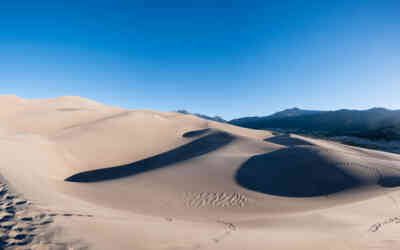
[1,1,399,120]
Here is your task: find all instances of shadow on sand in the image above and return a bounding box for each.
[378,177,400,188]
[65,131,234,183]
[264,134,313,147]
[183,128,210,138]
[235,147,361,197]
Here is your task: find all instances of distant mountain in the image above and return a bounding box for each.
[268,107,325,119]
[230,108,325,127]
[176,110,226,123]
[355,125,400,141]
[229,107,400,140]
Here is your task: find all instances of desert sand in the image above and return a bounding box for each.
[1,94,400,249]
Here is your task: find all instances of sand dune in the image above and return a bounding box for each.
[1,95,400,249]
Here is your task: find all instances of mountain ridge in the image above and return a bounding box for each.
[228,107,400,140]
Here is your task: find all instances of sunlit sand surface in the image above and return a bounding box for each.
[1,95,400,249]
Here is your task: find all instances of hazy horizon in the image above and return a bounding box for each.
[1,1,399,120]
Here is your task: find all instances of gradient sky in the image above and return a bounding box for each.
[1,1,399,120]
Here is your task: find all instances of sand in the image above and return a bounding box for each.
[1,94,400,249]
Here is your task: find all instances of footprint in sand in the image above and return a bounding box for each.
[0,182,89,249]
[211,220,238,244]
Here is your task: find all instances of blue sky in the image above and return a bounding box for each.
[1,1,399,119]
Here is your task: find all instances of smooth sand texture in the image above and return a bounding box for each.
[1,95,400,249]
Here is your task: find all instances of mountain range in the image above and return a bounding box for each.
[229,107,400,140]
[229,108,324,126]
[179,107,400,141]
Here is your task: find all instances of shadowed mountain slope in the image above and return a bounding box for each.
[230,108,400,140]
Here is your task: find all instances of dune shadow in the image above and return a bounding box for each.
[378,177,400,188]
[65,131,234,183]
[183,128,210,138]
[264,134,313,147]
[377,169,400,188]
[235,147,361,197]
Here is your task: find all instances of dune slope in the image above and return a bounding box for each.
[1,95,400,250]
